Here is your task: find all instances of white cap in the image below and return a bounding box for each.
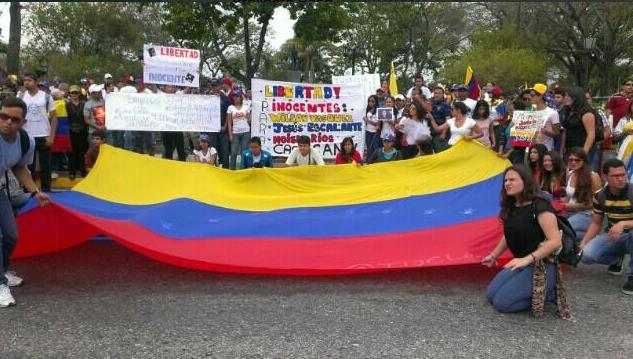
[395,94,405,100]
[88,84,104,93]
[104,73,113,79]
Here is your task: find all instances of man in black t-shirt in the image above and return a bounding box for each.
[580,158,633,295]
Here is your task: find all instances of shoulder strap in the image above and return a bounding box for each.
[18,128,30,158]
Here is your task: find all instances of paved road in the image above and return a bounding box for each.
[1,241,631,358]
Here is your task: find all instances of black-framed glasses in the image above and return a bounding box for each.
[0,112,23,124]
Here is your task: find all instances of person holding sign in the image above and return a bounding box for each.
[530,83,561,151]
[427,102,482,147]
[227,90,251,170]
[364,95,382,160]
[284,135,325,167]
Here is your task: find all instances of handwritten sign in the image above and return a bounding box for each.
[143,44,200,88]
[509,110,550,147]
[332,73,380,105]
[251,79,365,159]
[105,93,220,132]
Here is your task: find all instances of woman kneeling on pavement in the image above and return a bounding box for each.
[482,165,573,319]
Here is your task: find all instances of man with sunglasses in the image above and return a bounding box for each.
[606,78,633,130]
[0,97,51,307]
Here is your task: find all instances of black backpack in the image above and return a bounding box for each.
[3,129,31,205]
[531,199,582,267]
[591,109,605,142]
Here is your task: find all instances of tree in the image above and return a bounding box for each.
[439,26,547,93]
[162,2,277,87]
[22,2,169,81]
[7,2,21,74]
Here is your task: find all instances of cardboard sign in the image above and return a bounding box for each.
[143,44,200,88]
[508,110,550,147]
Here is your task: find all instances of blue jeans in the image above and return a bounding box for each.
[0,191,18,286]
[582,232,633,274]
[230,132,251,170]
[486,263,557,313]
[365,131,380,162]
[568,211,593,241]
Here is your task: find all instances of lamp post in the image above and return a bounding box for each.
[346,47,364,75]
[583,37,596,89]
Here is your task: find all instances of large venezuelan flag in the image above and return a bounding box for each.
[15,140,510,275]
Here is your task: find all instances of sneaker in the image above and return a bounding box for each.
[608,255,625,276]
[5,271,23,287]
[623,276,633,295]
[0,284,15,307]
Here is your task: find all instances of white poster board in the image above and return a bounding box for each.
[105,93,220,132]
[332,73,381,106]
[143,44,200,88]
[251,79,365,159]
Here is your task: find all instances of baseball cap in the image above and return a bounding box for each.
[69,85,81,93]
[88,84,104,93]
[223,77,233,86]
[383,133,395,142]
[199,134,210,143]
[232,90,243,97]
[457,84,468,91]
[80,78,89,85]
[491,86,503,97]
[376,88,385,93]
[39,80,50,90]
[531,83,548,95]
[104,73,113,80]
[210,78,221,86]
[395,94,405,100]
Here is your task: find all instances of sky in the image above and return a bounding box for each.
[0,4,296,49]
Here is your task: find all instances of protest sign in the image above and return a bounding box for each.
[508,110,550,147]
[376,108,394,121]
[251,79,365,159]
[143,44,200,88]
[332,73,380,105]
[105,93,220,132]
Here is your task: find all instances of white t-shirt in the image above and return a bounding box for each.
[243,99,252,111]
[285,147,325,166]
[534,107,560,151]
[365,111,379,133]
[119,85,138,94]
[447,117,477,145]
[21,90,56,138]
[194,147,217,164]
[399,117,431,146]
[228,105,250,134]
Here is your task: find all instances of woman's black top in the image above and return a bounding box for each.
[564,110,589,149]
[66,100,86,133]
[504,198,555,258]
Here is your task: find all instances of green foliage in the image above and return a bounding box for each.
[439,26,547,93]
[23,2,168,82]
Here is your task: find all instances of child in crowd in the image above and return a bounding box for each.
[84,130,106,173]
[193,134,217,166]
[367,134,402,163]
[472,100,495,148]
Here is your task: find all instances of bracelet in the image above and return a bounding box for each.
[30,190,40,198]
[530,253,537,263]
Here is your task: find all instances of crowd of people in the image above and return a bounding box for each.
[1,70,633,315]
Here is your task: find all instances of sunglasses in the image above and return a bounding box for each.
[0,112,23,124]
[70,91,80,95]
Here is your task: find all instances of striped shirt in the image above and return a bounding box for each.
[593,185,633,229]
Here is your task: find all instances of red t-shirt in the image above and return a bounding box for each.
[606,93,632,128]
[335,151,362,164]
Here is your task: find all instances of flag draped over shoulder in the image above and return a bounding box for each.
[389,61,398,96]
[51,99,72,153]
[465,66,480,101]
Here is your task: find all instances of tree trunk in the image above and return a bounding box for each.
[7,2,22,74]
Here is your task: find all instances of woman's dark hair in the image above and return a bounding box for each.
[562,86,593,120]
[528,143,548,171]
[366,95,380,114]
[0,96,27,118]
[472,100,490,120]
[567,147,593,204]
[409,101,426,121]
[541,151,565,193]
[499,165,540,222]
[340,137,356,163]
[452,101,469,116]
